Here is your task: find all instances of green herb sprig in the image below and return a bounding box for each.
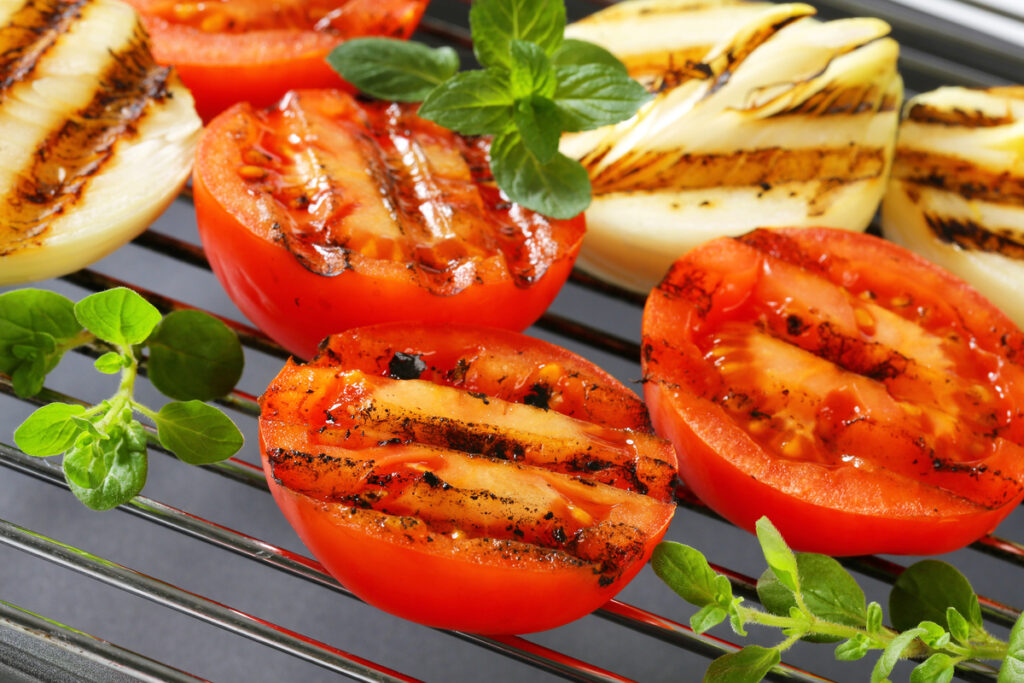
[653,517,1023,682]
[326,0,651,219]
[2,288,245,511]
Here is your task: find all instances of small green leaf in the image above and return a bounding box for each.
[651,541,732,609]
[915,621,949,648]
[890,560,982,633]
[946,607,969,644]
[154,401,244,465]
[75,288,161,347]
[910,653,955,683]
[93,352,124,374]
[147,310,244,401]
[703,646,780,683]
[470,0,565,70]
[552,39,627,74]
[418,70,514,136]
[14,403,87,456]
[553,64,651,132]
[728,597,748,637]
[758,552,866,643]
[755,517,800,595]
[508,39,556,99]
[835,635,872,661]
[691,604,728,634]
[513,97,561,163]
[999,612,1024,683]
[326,38,459,101]
[871,627,926,683]
[489,130,590,219]
[0,289,83,397]
[62,435,107,490]
[867,602,884,636]
[66,427,147,511]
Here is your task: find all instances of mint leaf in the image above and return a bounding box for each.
[154,401,243,465]
[14,403,87,456]
[470,0,565,70]
[691,604,728,634]
[1000,612,1024,683]
[0,289,83,397]
[508,39,556,99]
[835,635,872,661]
[63,433,108,490]
[66,424,147,511]
[554,64,651,132]
[910,653,955,683]
[755,517,800,595]
[890,560,982,633]
[75,288,161,347]
[513,97,561,163]
[703,646,780,683]
[651,542,732,609]
[147,310,244,401]
[326,38,459,101]
[94,352,124,374]
[871,627,926,683]
[490,130,589,219]
[867,602,885,636]
[552,39,627,74]
[758,553,866,643]
[418,70,514,135]
[946,607,969,644]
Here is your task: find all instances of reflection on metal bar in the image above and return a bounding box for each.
[0,515,420,683]
[0,600,208,683]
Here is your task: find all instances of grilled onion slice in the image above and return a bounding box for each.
[0,0,201,285]
[881,86,1024,328]
[562,0,903,292]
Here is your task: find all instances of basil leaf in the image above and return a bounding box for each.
[508,39,556,99]
[155,401,244,465]
[418,70,515,135]
[552,38,627,74]
[489,130,590,219]
[513,97,561,163]
[147,310,244,401]
[703,646,780,683]
[75,288,161,347]
[651,541,732,609]
[66,427,148,511]
[910,653,955,683]
[470,0,565,70]
[691,604,728,634]
[871,627,926,683]
[326,38,459,101]
[999,612,1024,683]
[14,403,87,456]
[755,517,800,595]
[93,352,124,375]
[890,560,982,633]
[0,289,82,397]
[554,64,651,132]
[758,553,866,643]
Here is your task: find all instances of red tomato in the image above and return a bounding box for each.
[123,0,429,120]
[194,90,585,359]
[642,228,1024,556]
[259,324,678,634]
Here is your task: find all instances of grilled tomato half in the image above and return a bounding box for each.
[123,0,429,120]
[259,324,678,634]
[0,0,200,285]
[642,228,1024,556]
[194,90,585,359]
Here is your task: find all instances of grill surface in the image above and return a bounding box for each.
[1,1,1022,681]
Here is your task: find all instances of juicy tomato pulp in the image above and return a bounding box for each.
[123,0,428,120]
[259,324,678,633]
[194,91,585,359]
[642,228,1024,556]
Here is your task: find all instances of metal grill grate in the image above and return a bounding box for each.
[1,1,1022,681]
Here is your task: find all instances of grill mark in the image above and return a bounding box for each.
[1,24,171,253]
[586,145,887,195]
[700,11,811,98]
[0,0,90,99]
[895,150,1024,208]
[924,214,1024,261]
[906,102,1015,128]
[768,86,899,118]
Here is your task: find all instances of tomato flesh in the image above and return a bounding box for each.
[642,228,1024,556]
[259,324,677,633]
[195,91,585,359]
[124,0,428,120]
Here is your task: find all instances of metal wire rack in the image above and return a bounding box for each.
[1,0,1022,681]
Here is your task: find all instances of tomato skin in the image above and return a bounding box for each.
[194,93,585,360]
[124,1,428,121]
[259,324,677,634]
[642,228,1024,556]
